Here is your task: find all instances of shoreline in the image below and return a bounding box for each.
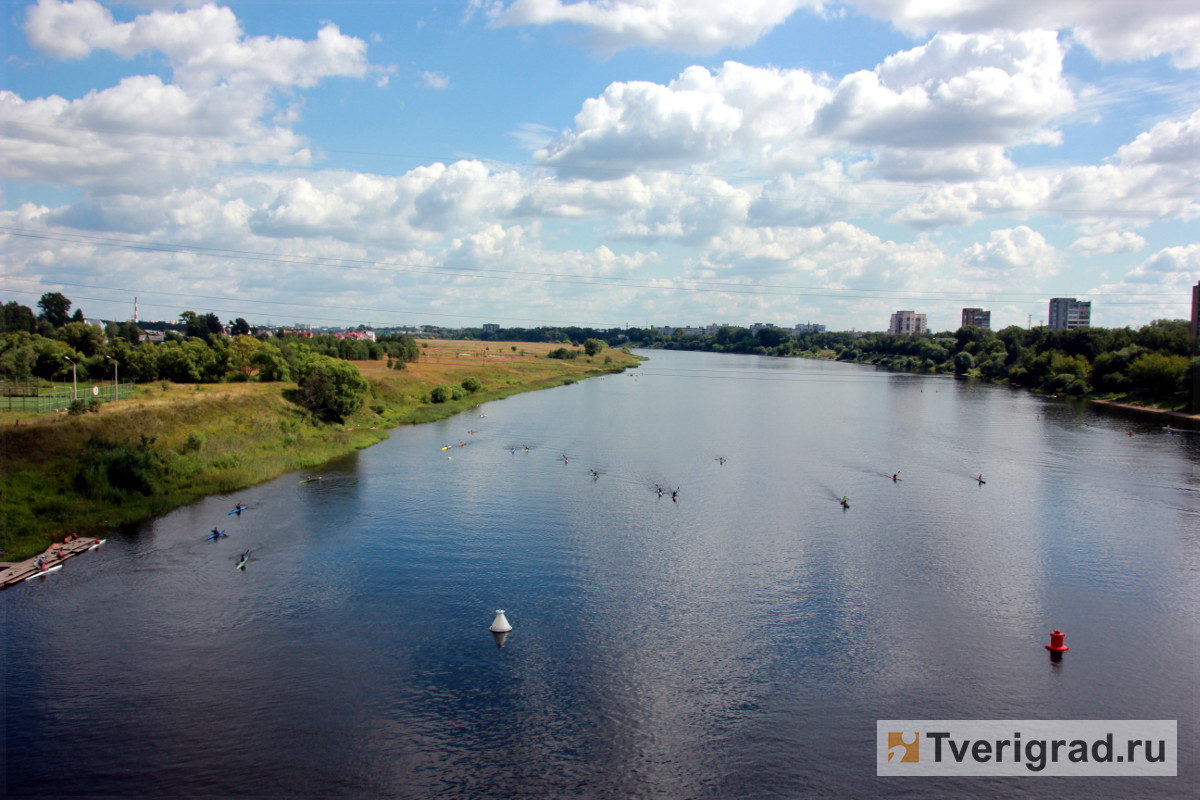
[0,341,643,561]
[1084,397,1200,423]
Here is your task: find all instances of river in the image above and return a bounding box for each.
[5,349,1198,798]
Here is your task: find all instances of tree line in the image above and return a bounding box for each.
[427,319,1199,411]
[1,294,420,421]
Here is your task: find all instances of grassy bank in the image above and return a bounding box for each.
[1,340,640,560]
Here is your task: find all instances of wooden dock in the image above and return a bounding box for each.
[0,535,107,589]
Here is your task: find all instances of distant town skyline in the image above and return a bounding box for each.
[3,1,1197,332]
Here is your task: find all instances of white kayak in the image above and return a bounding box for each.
[24,565,63,581]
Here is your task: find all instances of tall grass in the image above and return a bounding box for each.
[1,344,641,559]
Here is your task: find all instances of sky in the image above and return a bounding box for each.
[2,0,1198,333]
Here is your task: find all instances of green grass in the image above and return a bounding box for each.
[1,343,641,560]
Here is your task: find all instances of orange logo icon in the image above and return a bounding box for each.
[887,731,919,763]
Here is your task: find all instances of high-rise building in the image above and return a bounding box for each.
[1191,281,1199,346]
[1048,298,1091,330]
[961,308,991,330]
[889,310,927,335]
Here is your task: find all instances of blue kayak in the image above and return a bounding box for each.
[206,530,226,540]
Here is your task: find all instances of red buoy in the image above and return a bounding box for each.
[1045,629,1069,652]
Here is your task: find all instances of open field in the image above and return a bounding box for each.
[0,340,640,560]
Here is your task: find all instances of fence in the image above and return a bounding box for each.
[0,381,136,413]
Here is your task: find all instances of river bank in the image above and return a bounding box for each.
[0,340,641,560]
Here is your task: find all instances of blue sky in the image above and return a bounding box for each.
[3,0,1198,332]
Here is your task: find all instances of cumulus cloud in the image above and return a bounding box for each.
[537,33,1072,182]
[1115,108,1200,166]
[960,225,1059,277]
[475,0,1200,66]
[852,0,1200,69]
[748,163,869,227]
[695,221,945,290]
[25,0,372,89]
[1086,244,1200,323]
[6,1,380,196]
[476,0,813,56]
[1070,231,1146,255]
[816,30,1073,149]
[1048,110,1200,225]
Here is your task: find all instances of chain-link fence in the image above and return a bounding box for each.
[0,381,135,413]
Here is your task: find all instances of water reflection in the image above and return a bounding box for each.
[5,351,1197,798]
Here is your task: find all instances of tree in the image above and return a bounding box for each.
[115,321,143,345]
[461,376,483,393]
[38,292,72,328]
[251,346,291,382]
[953,351,974,375]
[55,321,106,357]
[229,334,264,375]
[1127,352,1188,395]
[756,327,790,348]
[299,356,368,422]
[0,332,37,378]
[2,301,37,333]
[583,338,605,357]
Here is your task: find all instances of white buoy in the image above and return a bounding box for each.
[489,609,512,633]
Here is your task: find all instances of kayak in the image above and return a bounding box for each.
[24,565,63,581]
[87,539,107,551]
[236,555,249,570]
[299,477,322,483]
[206,530,226,540]
[228,507,246,515]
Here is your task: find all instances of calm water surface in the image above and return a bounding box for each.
[6,350,1198,798]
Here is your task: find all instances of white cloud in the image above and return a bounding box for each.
[479,0,814,55]
[1115,108,1200,167]
[960,225,1059,277]
[816,31,1073,149]
[852,0,1200,68]
[6,2,381,197]
[1086,244,1200,324]
[537,34,1072,182]
[535,69,749,179]
[420,71,451,90]
[695,221,945,291]
[748,163,868,227]
[25,0,373,89]
[1070,231,1146,255]
[476,0,1200,66]
[890,174,1049,229]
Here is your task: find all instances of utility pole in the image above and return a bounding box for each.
[63,355,77,400]
[106,355,118,401]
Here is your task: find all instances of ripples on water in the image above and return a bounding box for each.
[6,352,1198,798]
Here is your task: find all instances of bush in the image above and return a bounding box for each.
[462,376,483,393]
[298,356,368,422]
[547,347,578,359]
[430,384,453,403]
[73,435,164,498]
